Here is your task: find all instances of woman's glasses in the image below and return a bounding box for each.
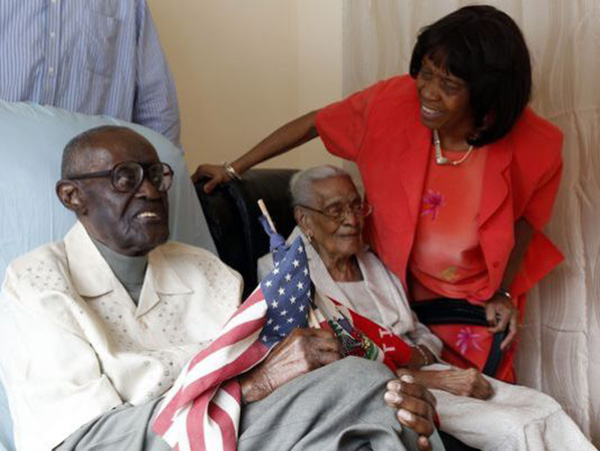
[298,201,373,222]
[67,161,174,193]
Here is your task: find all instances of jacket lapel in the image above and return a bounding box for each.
[136,246,193,318]
[403,122,432,227]
[478,136,514,226]
[65,222,114,298]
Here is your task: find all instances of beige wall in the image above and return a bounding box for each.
[147,0,343,174]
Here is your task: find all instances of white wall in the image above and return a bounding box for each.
[148,0,343,174]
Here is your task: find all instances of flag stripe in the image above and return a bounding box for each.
[208,381,240,451]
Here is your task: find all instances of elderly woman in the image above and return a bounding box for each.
[258,166,594,451]
[198,5,564,382]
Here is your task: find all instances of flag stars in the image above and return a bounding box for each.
[287,318,294,323]
[289,296,297,304]
[267,318,273,325]
[278,287,285,296]
[265,280,272,288]
[273,268,280,275]
[285,273,292,282]
[280,310,288,316]
[297,246,304,253]
[273,325,280,331]
[303,268,309,276]
[299,305,306,312]
[297,281,304,290]
[292,259,300,268]
[271,301,279,309]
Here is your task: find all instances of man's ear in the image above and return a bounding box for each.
[56,180,87,215]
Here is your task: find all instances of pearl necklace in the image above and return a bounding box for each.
[433,129,474,166]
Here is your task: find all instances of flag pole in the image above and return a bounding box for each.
[258,199,277,234]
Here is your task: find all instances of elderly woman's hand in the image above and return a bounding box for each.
[403,367,493,400]
[238,328,342,403]
[384,373,438,451]
[486,294,519,350]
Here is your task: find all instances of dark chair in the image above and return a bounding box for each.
[195,168,504,451]
[195,168,299,298]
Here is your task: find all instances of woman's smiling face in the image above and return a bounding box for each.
[299,176,364,260]
[416,55,474,137]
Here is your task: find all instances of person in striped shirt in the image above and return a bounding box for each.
[0,0,180,145]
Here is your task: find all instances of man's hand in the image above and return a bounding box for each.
[485,294,518,350]
[239,328,342,403]
[384,373,438,451]
[191,163,231,190]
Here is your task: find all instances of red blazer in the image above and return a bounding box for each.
[315,75,564,304]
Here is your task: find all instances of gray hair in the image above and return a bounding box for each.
[290,165,352,206]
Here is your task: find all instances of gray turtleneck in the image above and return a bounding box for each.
[92,238,148,305]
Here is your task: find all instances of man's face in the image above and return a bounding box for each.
[77,130,170,256]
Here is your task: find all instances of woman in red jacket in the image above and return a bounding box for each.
[194,5,563,382]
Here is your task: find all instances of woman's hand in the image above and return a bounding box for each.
[191,163,232,191]
[396,367,493,400]
[384,373,438,451]
[485,294,518,350]
[434,368,493,400]
[238,328,342,403]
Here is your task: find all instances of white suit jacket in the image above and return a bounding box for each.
[0,222,241,451]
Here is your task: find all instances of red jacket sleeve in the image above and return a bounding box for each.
[315,80,387,162]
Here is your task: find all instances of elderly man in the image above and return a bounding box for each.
[0,126,442,451]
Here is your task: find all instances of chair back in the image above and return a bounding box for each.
[195,169,298,297]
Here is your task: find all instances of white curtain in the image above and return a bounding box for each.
[342,0,600,445]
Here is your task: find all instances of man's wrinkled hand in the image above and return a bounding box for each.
[239,328,342,403]
[384,373,438,451]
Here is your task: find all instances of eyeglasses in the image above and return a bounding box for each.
[298,201,373,222]
[67,161,174,193]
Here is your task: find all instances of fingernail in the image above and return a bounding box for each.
[384,392,403,404]
[397,408,414,422]
[387,380,401,391]
[400,374,415,384]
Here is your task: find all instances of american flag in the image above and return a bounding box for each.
[152,233,313,451]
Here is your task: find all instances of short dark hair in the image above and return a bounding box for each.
[409,5,531,146]
[61,125,132,178]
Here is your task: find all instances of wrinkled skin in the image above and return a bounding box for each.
[396,367,493,400]
[239,328,342,403]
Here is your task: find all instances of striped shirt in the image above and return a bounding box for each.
[0,0,181,146]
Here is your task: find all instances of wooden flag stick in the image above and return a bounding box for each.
[257,199,277,234]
